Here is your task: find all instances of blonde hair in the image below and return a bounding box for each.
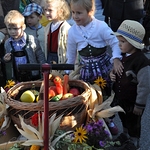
[70,0,95,15]
[4,10,25,27]
[45,0,71,20]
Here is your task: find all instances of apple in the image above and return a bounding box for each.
[49,86,57,99]
[69,87,80,96]
[61,93,74,100]
[20,90,35,103]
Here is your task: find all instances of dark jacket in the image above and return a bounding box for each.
[0,0,20,34]
[103,0,144,20]
[101,0,106,8]
[113,51,150,109]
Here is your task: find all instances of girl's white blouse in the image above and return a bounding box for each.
[66,17,121,64]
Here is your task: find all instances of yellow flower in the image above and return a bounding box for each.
[4,80,15,89]
[74,126,87,143]
[94,77,106,89]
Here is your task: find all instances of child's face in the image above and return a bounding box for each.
[25,13,41,28]
[44,2,58,23]
[6,24,24,41]
[71,2,92,26]
[117,36,136,54]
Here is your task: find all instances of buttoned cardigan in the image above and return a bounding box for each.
[44,21,71,64]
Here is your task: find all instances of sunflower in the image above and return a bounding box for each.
[74,126,88,143]
[94,77,107,89]
[4,80,16,89]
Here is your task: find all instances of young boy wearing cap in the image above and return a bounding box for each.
[110,20,150,150]
[23,3,45,53]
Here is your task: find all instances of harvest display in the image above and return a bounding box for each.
[19,75,81,103]
[0,65,125,150]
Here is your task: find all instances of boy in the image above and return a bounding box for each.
[0,0,20,87]
[110,20,150,149]
[23,3,45,53]
[3,10,46,82]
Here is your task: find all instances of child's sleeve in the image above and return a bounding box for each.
[66,29,77,64]
[34,38,46,64]
[100,22,122,60]
[136,66,150,109]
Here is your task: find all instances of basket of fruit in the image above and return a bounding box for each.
[5,74,91,131]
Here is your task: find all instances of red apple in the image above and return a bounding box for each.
[48,86,57,99]
[69,88,80,96]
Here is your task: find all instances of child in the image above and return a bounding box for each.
[22,3,45,53]
[39,0,50,27]
[110,20,150,149]
[65,0,123,135]
[3,10,46,82]
[0,0,20,87]
[44,0,71,64]
[94,0,105,21]
[65,0,75,26]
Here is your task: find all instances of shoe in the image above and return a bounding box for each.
[114,133,129,147]
[119,140,137,150]
[107,120,118,135]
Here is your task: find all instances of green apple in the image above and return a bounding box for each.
[61,93,74,100]
[20,90,35,103]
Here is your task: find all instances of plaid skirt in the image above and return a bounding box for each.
[79,52,112,87]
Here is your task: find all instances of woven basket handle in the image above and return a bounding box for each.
[39,74,53,99]
[18,64,74,71]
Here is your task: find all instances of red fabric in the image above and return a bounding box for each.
[31,113,42,127]
[47,24,62,53]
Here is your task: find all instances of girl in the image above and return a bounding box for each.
[44,0,71,64]
[66,0,123,135]
[66,0,123,95]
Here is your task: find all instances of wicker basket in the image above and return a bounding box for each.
[5,80,91,131]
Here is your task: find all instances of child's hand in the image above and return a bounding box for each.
[4,53,12,61]
[110,70,116,82]
[133,106,143,116]
[113,58,124,76]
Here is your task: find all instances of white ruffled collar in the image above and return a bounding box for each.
[51,21,63,32]
[76,17,95,41]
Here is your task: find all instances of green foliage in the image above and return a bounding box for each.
[9,143,23,150]
[53,129,118,150]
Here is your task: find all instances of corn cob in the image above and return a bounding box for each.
[30,145,40,150]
